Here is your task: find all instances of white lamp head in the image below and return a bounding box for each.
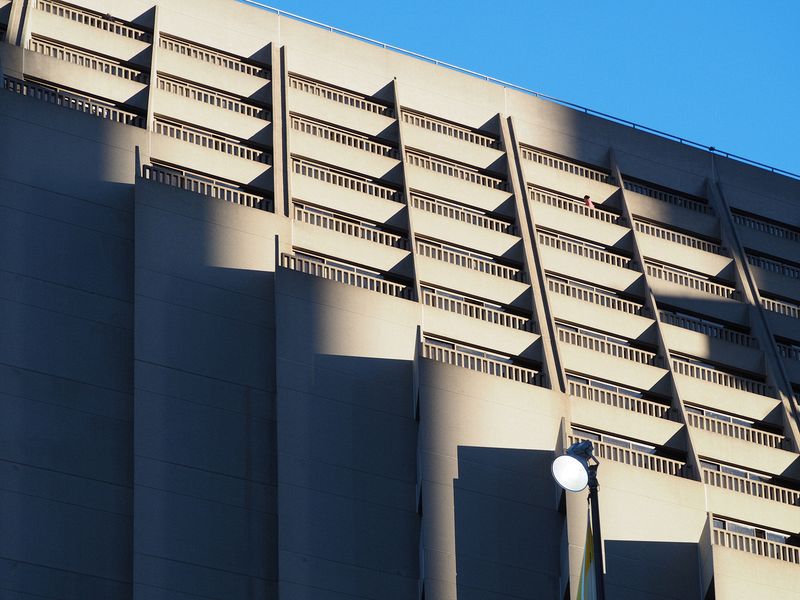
[551,440,595,492]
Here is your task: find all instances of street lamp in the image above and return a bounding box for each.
[552,440,606,600]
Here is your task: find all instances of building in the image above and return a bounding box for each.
[1,0,799,598]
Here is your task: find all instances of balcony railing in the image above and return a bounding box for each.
[406,151,507,191]
[3,76,145,127]
[416,240,524,281]
[422,341,545,386]
[569,435,688,478]
[421,288,534,332]
[33,0,152,42]
[733,212,800,244]
[634,220,727,256]
[290,114,399,158]
[142,164,270,210]
[538,231,635,270]
[154,118,271,164]
[568,380,670,419]
[747,254,800,280]
[157,76,270,119]
[288,74,393,116]
[713,527,800,564]
[686,412,786,449]
[658,311,758,348]
[401,110,499,148]
[623,180,712,215]
[409,193,515,234]
[703,469,800,506]
[521,147,614,184]
[646,262,739,300]
[777,342,800,362]
[557,326,661,366]
[292,159,403,202]
[29,37,149,83]
[281,253,413,299]
[672,357,773,397]
[547,276,647,316]
[529,187,623,224]
[761,296,800,320]
[160,35,269,79]
[293,205,408,249]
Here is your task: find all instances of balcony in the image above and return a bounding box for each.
[422,337,545,387]
[659,310,756,348]
[568,434,689,478]
[287,74,394,136]
[410,193,514,234]
[522,147,613,184]
[291,114,397,158]
[293,203,408,249]
[659,309,762,373]
[159,34,269,101]
[703,468,799,506]
[415,239,524,282]
[530,186,623,225]
[537,230,641,294]
[635,219,727,256]
[401,110,498,149]
[545,274,654,342]
[521,146,617,202]
[142,164,271,211]
[29,36,148,83]
[734,211,800,265]
[34,0,152,42]
[557,323,661,366]
[762,296,800,319]
[290,114,400,181]
[687,408,786,450]
[32,0,151,65]
[529,186,628,248]
[153,75,271,143]
[421,287,538,359]
[154,118,270,164]
[156,75,270,120]
[672,356,772,398]
[623,178,718,239]
[406,150,507,191]
[547,275,646,316]
[292,158,402,202]
[289,74,392,116]
[713,528,800,565]
[624,179,711,214]
[777,341,800,385]
[747,253,800,301]
[281,252,413,300]
[646,261,741,311]
[3,75,145,128]
[537,230,634,270]
[421,287,534,332]
[400,109,502,169]
[568,377,670,419]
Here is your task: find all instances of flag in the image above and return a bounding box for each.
[577,508,597,599]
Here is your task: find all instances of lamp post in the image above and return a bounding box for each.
[551,440,605,600]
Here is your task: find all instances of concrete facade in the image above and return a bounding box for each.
[1,0,799,598]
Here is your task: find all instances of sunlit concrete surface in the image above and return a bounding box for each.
[1,0,800,598]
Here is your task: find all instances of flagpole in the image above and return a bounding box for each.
[587,463,606,600]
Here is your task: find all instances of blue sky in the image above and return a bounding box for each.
[244,0,800,176]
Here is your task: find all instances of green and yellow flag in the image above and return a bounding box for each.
[577,509,597,600]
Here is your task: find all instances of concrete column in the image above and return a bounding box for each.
[706,166,800,452]
[611,151,704,481]
[504,115,566,394]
